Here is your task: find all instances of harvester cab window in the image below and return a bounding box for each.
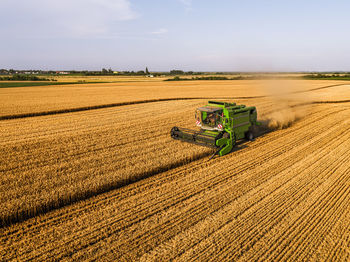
[199,108,223,127]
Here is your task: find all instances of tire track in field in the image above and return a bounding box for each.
[2,107,346,261]
[0,83,348,121]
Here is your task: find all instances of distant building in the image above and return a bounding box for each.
[113,71,119,74]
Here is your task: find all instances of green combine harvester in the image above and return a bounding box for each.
[170,101,261,159]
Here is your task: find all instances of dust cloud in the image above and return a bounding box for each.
[257,79,312,130]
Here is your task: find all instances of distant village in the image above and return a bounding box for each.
[0,68,201,77]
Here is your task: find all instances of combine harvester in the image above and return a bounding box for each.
[170,101,261,159]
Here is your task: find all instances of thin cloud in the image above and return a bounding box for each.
[179,0,192,11]
[150,28,168,35]
[0,0,138,38]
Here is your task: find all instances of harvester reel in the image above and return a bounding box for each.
[170,126,179,138]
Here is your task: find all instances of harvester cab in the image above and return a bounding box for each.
[196,107,223,130]
[171,100,261,159]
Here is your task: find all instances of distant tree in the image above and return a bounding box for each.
[0,69,8,75]
[145,67,150,74]
[170,70,184,75]
[102,68,108,74]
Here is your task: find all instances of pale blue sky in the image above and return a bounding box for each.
[1,0,350,71]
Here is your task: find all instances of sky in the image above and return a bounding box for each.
[1,0,350,71]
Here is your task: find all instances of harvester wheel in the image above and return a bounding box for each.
[246,131,254,141]
[170,127,179,138]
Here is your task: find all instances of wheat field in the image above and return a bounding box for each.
[1,79,350,261]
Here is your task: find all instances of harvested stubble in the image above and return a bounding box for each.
[1,104,350,261]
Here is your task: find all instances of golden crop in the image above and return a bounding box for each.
[1,79,350,261]
[0,79,347,118]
